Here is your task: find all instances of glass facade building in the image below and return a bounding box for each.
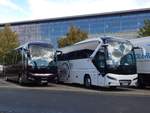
[0,8,150,48]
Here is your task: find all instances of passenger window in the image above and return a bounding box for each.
[57,49,93,61]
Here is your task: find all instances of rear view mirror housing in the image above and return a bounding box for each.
[102,44,108,47]
[56,50,62,56]
[54,50,63,62]
[22,48,30,58]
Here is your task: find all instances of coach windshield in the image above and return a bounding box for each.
[29,43,54,60]
[106,40,136,74]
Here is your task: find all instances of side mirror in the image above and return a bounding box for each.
[23,48,30,58]
[56,50,62,56]
[54,50,62,62]
[102,44,108,47]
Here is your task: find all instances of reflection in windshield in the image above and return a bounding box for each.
[105,39,136,74]
[107,40,133,66]
[93,39,136,75]
[29,44,54,60]
[107,51,136,74]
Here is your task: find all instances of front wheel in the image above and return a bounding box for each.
[18,74,26,85]
[137,78,145,89]
[4,76,8,81]
[54,75,60,84]
[84,76,91,88]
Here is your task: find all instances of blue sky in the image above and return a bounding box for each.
[0,0,150,23]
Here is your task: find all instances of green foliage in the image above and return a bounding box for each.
[0,24,19,64]
[57,26,88,48]
[138,19,150,37]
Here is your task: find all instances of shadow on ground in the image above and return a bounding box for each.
[59,83,134,92]
[5,79,56,87]
[5,79,150,92]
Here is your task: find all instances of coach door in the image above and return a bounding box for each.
[93,49,106,86]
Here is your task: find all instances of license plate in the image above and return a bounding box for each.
[41,80,47,83]
[120,81,129,86]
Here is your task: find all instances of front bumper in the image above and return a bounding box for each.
[105,73,138,87]
[27,73,56,83]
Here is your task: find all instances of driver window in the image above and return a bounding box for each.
[120,54,134,65]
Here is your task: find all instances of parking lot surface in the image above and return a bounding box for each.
[0,78,150,96]
[0,79,150,113]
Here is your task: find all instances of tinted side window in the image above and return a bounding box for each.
[57,49,94,61]
[67,52,76,60]
[57,54,67,61]
[76,50,93,59]
[70,49,93,60]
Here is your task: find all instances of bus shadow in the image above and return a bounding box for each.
[131,86,150,90]
[4,79,137,91]
[92,86,133,92]
[60,83,133,92]
[5,79,56,87]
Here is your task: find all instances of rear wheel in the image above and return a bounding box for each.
[84,75,91,88]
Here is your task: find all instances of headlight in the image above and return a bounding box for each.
[107,75,117,80]
[133,77,138,81]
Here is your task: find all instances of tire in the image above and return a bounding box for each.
[137,78,145,89]
[84,75,91,88]
[42,82,48,86]
[5,76,8,81]
[109,86,117,89]
[18,75,25,85]
[55,75,60,84]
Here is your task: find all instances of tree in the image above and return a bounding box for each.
[0,24,19,63]
[57,26,88,48]
[138,19,150,37]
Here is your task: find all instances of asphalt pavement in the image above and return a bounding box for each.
[0,79,150,113]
